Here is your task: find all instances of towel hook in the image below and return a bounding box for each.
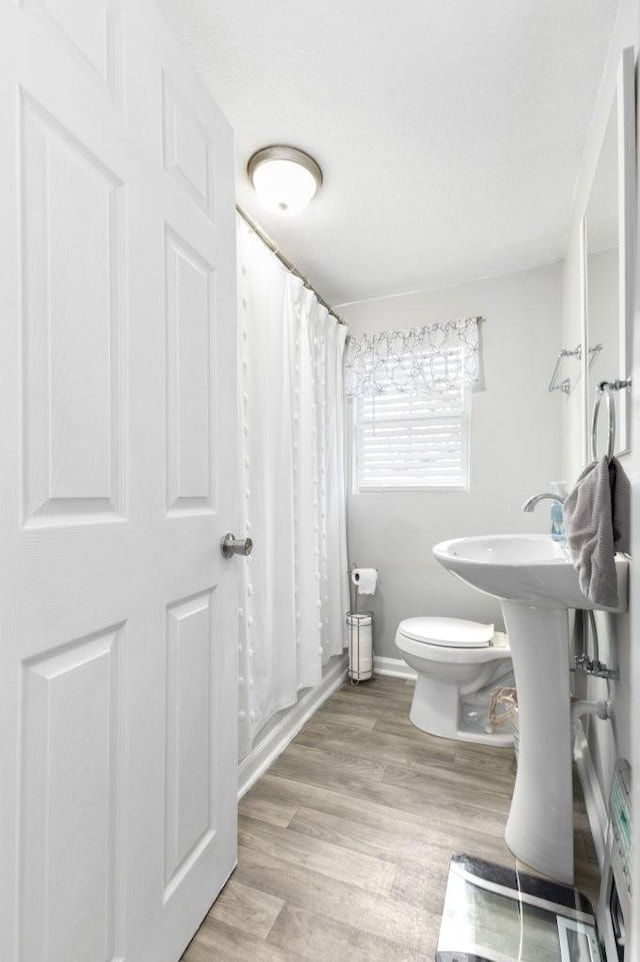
[590,379,632,462]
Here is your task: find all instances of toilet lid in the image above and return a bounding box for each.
[398,617,494,648]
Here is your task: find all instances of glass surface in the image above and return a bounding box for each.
[583,49,635,459]
[585,94,619,458]
[557,917,601,962]
[437,856,601,962]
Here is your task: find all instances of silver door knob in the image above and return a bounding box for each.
[221,533,253,558]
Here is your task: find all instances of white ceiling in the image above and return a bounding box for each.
[156,0,620,306]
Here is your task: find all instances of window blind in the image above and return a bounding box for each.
[354,349,470,491]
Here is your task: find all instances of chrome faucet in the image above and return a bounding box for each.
[521,491,566,513]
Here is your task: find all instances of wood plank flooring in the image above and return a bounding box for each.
[182,676,600,961]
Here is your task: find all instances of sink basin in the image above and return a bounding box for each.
[432,533,628,883]
[433,534,628,611]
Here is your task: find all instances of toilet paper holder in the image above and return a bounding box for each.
[349,563,380,613]
[347,563,378,685]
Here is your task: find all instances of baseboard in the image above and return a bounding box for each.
[573,719,608,871]
[373,655,417,679]
[237,655,348,799]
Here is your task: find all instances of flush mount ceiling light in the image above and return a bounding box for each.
[248,146,322,215]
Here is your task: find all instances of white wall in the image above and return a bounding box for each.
[559,0,638,820]
[631,20,640,947]
[341,263,563,658]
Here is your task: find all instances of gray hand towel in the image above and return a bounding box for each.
[610,457,631,554]
[563,456,630,608]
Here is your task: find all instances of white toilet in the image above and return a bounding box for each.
[395,616,514,746]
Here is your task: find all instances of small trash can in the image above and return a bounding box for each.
[512,707,520,765]
[488,685,518,759]
[347,611,373,682]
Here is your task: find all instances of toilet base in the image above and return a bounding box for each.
[409,674,513,747]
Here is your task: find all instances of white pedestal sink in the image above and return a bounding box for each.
[433,534,628,884]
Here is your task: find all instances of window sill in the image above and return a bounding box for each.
[354,485,470,494]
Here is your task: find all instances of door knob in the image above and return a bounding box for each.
[221,533,253,558]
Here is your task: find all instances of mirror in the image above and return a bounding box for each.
[584,88,619,455]
[583,46,635,459]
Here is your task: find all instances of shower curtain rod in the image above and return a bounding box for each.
[236,204,346,326]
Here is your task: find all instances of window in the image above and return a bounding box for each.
[353,351,470,492]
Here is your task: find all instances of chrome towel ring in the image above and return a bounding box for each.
[591,379,632,462]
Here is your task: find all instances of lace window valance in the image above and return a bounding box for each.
[344,316,482,398]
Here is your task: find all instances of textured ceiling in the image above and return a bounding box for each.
[156,0,620,306]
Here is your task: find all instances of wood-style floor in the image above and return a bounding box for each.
[182,676,600,961]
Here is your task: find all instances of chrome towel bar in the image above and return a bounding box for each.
[548,345,581,394]
[548,343,602,394]
[591,379,632,462]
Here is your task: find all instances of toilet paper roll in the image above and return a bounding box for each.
[351,567,378,595]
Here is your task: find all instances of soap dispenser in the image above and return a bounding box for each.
[550,481,567,542]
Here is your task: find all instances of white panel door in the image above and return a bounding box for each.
[0,2,238,961]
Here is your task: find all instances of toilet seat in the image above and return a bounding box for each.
[397,616,494,649]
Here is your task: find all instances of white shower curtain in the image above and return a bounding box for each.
[237,216,349,760]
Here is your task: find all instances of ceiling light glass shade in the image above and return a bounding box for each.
[248,146,322,214]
